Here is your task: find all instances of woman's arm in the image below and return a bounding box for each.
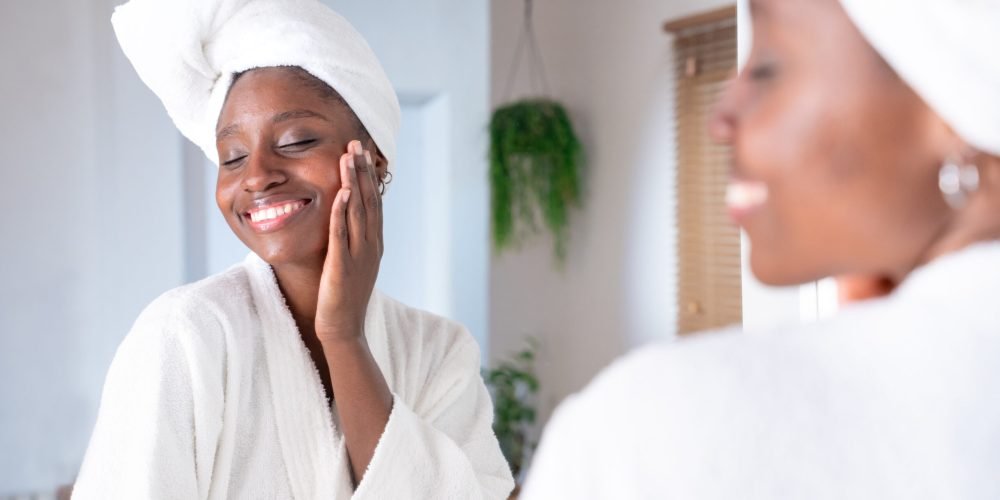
[314,140,393,486]
[314,140,514,498]
[322,336,393,486]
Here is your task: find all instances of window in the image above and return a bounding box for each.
[665,6,741,335]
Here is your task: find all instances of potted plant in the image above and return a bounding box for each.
[484,340,540,492]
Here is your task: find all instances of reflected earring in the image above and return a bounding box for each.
[938,157,980,209]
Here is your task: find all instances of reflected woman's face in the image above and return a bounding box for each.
[711,0,958,285]
[214,67,372,268]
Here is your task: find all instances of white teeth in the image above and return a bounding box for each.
[249,201,303,223]
[726,181,769,210]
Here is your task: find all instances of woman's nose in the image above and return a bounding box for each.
[708,76,739,145]
[241,154,288,192]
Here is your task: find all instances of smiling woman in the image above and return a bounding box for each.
[71,1,513,499]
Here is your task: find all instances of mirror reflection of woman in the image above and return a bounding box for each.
[523,0,1000,498]
[73,1,513,498]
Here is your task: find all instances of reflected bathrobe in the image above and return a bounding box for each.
[522,242,1000,500]
[74,253,514,499]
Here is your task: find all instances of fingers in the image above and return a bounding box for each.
[366,151,385,257]
[328,155,352,265]
[342,141,367,255]
[354,142,381,248]
[363,150,383,256]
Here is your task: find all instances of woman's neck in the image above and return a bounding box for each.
[272,259,324,337]
[271,257,336,404]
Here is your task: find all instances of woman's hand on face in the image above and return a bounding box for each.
[315,140,384,343]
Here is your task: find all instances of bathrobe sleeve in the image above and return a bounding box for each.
[73,293,224,500]
[353,326,515,500]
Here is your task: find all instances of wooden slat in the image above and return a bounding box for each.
[664,5,737,34]
[673,7,740,336]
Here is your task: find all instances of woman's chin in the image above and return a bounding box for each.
[750,250,823,287]
[248,241,324,270]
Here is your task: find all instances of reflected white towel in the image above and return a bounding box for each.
[111,0,401,167]
[838,0,1000,156]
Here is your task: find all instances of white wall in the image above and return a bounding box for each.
[489,0,736,421]
[377,97,454,316]
[0,0,187,494]
[0,0,490,495]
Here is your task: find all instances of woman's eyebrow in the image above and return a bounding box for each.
[272,109,331,124]
[217,123,241,140]
[216,110,330,140]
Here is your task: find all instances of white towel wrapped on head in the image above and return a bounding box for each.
[838,0,1000,157]
[111,0,401,168]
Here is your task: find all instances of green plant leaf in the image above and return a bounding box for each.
[489,99,584,263]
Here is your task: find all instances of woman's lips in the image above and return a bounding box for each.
[245,199,311,233]
[726,180,768,222]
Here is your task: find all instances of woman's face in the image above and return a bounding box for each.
[215,67,371,268]
[711,0,959,285]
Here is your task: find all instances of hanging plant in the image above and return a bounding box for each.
[490,100,582,260]
[490,0,584,263]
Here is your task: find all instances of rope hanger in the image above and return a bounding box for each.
[500,0,552,102]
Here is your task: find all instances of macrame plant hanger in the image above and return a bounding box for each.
[501,0,551,102]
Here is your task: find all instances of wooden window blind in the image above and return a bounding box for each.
[666,6,741,335]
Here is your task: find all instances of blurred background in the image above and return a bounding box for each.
[0,0,835,496]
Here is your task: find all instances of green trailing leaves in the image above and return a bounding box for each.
[483,341,540,479]
[490,99,583,262]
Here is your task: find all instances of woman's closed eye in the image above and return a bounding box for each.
[748,62,777,81]
[278,138,317,151]
[222,154,248,167]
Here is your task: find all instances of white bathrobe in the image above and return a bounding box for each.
[74,253,514,500]
[522,242,1000,500]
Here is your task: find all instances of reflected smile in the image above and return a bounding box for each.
[726,180,768,222]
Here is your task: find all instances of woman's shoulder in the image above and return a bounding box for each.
[129,261,255,346]
[158,261,252,309]
[559,298,944,443]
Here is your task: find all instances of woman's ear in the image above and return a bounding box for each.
[363,138,390,181]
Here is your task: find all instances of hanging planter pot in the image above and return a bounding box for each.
[490,0,584,263]
[490,99,582,261]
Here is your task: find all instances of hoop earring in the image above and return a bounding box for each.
[378,171,393,196]
[938,158,980,209]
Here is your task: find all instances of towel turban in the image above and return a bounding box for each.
[111,0,401,168]
[838,0,1000,157]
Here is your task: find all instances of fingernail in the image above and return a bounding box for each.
[352,140,363,155]
[341,189,351,203]
[364,151,372,165]
[348,155,356,169]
